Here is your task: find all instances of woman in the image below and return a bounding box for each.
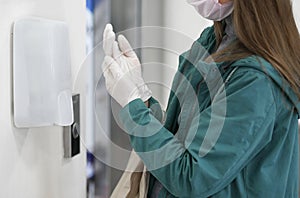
[102,0,300,197]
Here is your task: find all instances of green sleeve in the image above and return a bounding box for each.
[119,69,276,197]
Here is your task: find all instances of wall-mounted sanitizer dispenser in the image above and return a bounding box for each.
[13,17,74,128]
[13,17,81,158]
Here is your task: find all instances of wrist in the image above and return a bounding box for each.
[144,100,150,108]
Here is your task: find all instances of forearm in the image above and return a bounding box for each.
[144,101,149,108]
[120,85,276,197]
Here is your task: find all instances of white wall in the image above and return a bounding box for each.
[0,0,86,198]
[142,0,211,109]
[294,0,300,29]
[141,0,211,109]
[160,0,212,108]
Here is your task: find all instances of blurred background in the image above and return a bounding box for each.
[87,1,300,198]
[87,1,211,197]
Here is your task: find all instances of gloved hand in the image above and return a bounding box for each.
[102,56,142,107]
[102,24,152,102]
[103,24,115,57]
[113,35,152,102]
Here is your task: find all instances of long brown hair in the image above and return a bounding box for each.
[211,0,300,98]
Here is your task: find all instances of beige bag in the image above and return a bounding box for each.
[110,150,149,198]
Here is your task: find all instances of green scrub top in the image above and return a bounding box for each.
[119,26,300,197]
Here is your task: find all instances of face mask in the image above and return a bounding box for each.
[187,0,234,21]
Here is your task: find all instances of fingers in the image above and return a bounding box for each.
[102,56,116,92]
[103,24,115,56]
[113,41,122,60]
[112,41,131,73]
[102,56,122,80]
[118,34,136,57]
[102,56,115,76]
[104,23,113,34]
[103,24,137,59]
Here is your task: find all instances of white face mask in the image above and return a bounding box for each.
[187,0,234,21]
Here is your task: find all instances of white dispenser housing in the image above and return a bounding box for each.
[13,17,73,128]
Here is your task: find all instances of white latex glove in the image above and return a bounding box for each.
[113,35,152,102]
[103,24,152,102]
[102,56,142,107]
[103,24,115,57]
